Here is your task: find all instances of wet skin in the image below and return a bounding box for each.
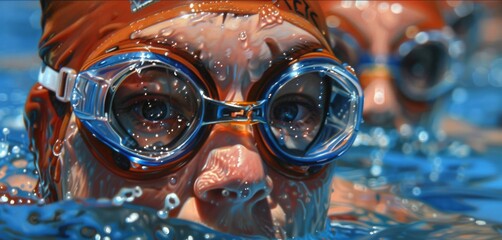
[59,12,335,238]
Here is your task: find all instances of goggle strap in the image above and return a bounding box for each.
[38,64,77,102]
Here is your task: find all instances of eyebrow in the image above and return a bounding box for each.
[265,38,326,65]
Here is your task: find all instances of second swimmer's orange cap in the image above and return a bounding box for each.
[39,0,330,71]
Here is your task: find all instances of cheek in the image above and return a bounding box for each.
[60,124,200,210]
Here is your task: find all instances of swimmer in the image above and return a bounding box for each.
[320,1,461,130]
[320,1,502,152]
[25,1,364,238]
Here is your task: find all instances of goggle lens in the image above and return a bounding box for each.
[261,61,362,165]
[399,42,450,96]
[268,72,327,155]
[110,65,200,158]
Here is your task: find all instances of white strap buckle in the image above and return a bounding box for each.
[38,65,77,102]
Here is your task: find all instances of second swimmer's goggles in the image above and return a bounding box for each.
[38,51,363,168]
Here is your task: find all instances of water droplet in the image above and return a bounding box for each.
[238,31,247,41]
[112,196,125,206]
[169,177,177,185]
[52,139,64,157]
[130,30,142,39]
[0,142,9,158]
[412,186,421,196]
[11,145,20,155]
[125,212,139,223]
[160,28,174,37]
[133,186,143,197]
[157,209,168,219]
[161,226,170,235]
[241,187,250,198]
[204,233,215,239]
[2,128,10,136]
[10,188,18,196]
[164,193,180,210]
[104,225,112,234]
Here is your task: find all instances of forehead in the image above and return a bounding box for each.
[133,12,323,100]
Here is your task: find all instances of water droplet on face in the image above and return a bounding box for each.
[130,30,143,39]
[164,193,180,210]
[133,186,143,197]
[238,31,247,41]
[169,177,177,185]
[160,28,174,37]
[52,139,64,157]
[212,60,226,81]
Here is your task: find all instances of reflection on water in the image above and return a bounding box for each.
[1,1,502,239]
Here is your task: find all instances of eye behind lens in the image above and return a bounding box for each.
[259,58,363,166]
[267,72,328,155]
[109,64,201,160]
[142,99,170,121]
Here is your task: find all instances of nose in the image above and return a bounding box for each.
[360,65,400,126]
[194,125,271,204]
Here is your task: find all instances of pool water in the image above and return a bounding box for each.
[1,2,502,239]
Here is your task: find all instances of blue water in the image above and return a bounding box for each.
[1,1,502,239]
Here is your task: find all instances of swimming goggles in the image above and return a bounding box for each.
[38,51,363,168]
[329,29,464,101]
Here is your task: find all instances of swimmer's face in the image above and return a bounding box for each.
[58,11,336,238]
[321,1,447,128]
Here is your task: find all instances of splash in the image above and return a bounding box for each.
[112,186,143,206]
